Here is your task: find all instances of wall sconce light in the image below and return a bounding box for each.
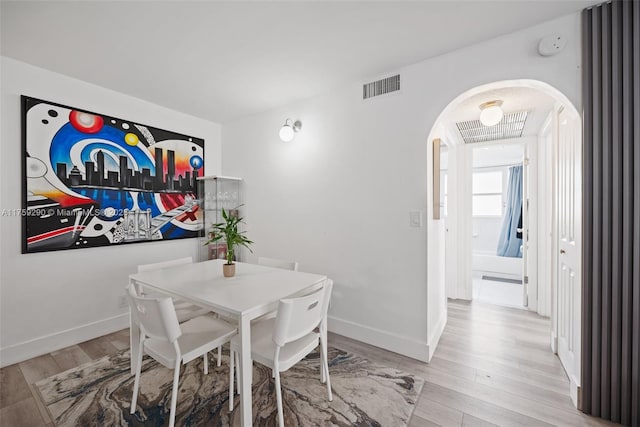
[479,100,504,127]
[279,118,302,142]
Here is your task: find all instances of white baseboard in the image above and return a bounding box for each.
[550,331,558,354]
[569,375,580,408]
[0,313,129,368]
[427,312,447,362]
[328,316,429,362]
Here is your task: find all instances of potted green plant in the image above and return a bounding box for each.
[204,207,253,277]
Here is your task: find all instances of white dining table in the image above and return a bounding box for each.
[128,259,327,427]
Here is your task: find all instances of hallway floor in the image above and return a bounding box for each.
[473,277,525,309]
[334,300,616,426]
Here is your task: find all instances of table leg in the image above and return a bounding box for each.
[238,315,253,426]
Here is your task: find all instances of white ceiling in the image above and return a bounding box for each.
[1,1,597,124]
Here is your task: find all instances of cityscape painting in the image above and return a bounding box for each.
[21,96,205,253]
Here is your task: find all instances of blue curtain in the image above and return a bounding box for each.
[497,165,523,258]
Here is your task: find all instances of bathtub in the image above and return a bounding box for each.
[472,251,522,281]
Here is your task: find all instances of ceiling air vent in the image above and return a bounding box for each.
[456,111,529,144]
[363,74,400,100]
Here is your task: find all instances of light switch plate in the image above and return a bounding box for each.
[409,211,422,227]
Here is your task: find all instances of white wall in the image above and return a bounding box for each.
[0,57,222,366]
[221,13,582,361]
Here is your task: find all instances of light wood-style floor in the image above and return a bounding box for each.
[0,300,618,427]
[333,300,618,427]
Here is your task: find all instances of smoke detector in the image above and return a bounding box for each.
[538,34,566,57]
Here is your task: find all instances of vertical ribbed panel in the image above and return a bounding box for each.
[632,2,640,425]
[581,4,593,416]
[620,1,635,423]
[610,1,622,421]
[600,4,612,419]
[582,1,640,426]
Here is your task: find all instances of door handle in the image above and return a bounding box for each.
[560,249,566,254]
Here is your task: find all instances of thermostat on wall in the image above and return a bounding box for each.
[538,34,567,57]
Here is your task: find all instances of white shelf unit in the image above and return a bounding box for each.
[196,175,244,262]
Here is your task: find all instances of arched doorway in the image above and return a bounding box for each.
[427,79,582,407]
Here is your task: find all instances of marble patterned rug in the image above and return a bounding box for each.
[35,347,423,426]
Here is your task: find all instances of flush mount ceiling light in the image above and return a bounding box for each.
[479,100,504,127]
[279,118,302,142]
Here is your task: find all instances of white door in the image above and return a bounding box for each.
[555,106,582,407]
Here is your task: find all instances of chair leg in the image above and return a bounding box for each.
[130,338,145,414]
[320,345,325,384]
[234,351,241,394]
[274,368,285,427]
[217,346,222,367]
[168,360,181,427]
[129,313,138,375]
[323,356,332,402]
[204,352,209,375]
[320,322,328,383]
[321,336,332,401]
[229,350,235,411]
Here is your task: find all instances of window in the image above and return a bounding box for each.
[472,171,503,216]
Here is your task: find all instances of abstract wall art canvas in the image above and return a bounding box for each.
[21,96,205,253]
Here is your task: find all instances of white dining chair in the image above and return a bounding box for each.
[127,286,236,427]
[130,257,223,374]
[228,280,333,427]
[137,257,211,323]
[253,257,299,324]
[257,256,299,272]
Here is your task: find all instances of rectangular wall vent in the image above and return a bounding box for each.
[363,74,400,99]
[456,111,529,144]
